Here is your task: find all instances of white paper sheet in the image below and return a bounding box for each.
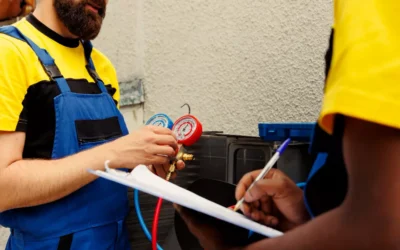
[88,165,284,238]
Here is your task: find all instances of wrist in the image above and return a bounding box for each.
[90,141,120,170]
[299,200,311,223]
[294,190,311,224]
[291,205,311,229]
[104,144,120,169]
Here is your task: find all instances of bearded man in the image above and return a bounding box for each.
[0,0,185,249]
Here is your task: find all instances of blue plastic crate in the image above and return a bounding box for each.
[258,123,316,142]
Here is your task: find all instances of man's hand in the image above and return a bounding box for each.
[0,0,35,21]
[105,125,187,180]
[0,0,23,20]
[174,204,240,250]
[235,168,310,232]
[20,0,36,16]
[106,125,180,169]
[150,160,185,180]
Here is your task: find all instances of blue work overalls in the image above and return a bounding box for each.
[303,28,348,218]
[0,26,131,250]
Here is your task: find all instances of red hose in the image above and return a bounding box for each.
[152,197,164,250]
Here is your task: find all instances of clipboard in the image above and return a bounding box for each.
[88,165,283,239]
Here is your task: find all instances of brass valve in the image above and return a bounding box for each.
[176,151,194,161]
[166,148,195,180]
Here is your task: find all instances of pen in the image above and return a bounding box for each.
[233,138,291,212]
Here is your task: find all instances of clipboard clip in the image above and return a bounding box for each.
[104,160,131,177]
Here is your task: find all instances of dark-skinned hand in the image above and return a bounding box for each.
[174,204,243,250]
[236,168,310,232]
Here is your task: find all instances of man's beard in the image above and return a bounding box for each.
[54,0,106,41]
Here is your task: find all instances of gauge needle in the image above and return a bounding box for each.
[183,124,188,132]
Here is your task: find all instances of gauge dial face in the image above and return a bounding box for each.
[173,117,198,141]
[146,114,171,128]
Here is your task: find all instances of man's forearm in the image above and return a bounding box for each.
[0,143,118,212]
[244,207,347,250]
[243,205,395,250]
[244,118,400,250]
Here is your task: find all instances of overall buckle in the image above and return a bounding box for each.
[86,65,100,81]
[45,65,63,79]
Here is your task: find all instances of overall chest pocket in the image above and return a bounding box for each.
[75,116,123,151]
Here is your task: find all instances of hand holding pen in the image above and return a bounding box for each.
[233,138,291,212]
[233,138,311,232]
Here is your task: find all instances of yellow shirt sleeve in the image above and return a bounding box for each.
[319,0,400,134]
[0,34,29,131]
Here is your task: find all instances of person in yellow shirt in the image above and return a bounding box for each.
[175,1,400,249]
[0,0,35,21]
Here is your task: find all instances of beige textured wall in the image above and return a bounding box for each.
[95,0,333,136]
[0,0,333,247]
[141,0,333,136]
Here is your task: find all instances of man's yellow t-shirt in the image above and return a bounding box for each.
[0,14,120,159]
[319,0,400,134]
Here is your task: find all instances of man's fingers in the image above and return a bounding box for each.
[149,145,176,157]
[242,201,279,227]
[169,172,177,180]
[150,156,170,166]
[241,201,263,217]
[244,178,287,203]
[241,202,252,216]
[251,210,264,221]
[258,213,279,227]
[175,160,185,170]
[147,125,177,138]
[153,163,168,178]
[235,170,262,200]
[235,169,281,201]
[152,161,184,180]
[174,205,202,234]
[253,200,260,209]
[242,204,279,226]
[173,203,182,213]
[155,135,178,149]
[147,165,156,174]
[175,205,192,226]
[260,195,272,214]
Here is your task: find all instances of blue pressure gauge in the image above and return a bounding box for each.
[145,113,174,129]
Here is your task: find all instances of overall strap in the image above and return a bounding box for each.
[0,26,71,93]
[82,40,109,94]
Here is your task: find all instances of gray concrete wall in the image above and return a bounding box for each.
[0,0,333,247]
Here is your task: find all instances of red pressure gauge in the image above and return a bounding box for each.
[172,114,203,146]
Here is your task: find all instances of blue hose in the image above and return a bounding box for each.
[134,189,164,250]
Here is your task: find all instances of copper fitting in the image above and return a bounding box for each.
[181,153,194,161]
[166,149,194,181]
[175,151,195,162]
